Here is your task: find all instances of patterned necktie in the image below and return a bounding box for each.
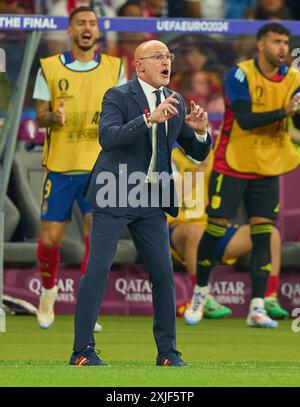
[154,90,169,173]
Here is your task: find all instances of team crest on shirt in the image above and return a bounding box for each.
[58,78,69,91]
[57,78,73,99]
[255,85,264,100]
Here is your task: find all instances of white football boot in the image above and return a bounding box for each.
[246,298,278,328]
[37,285,58,329]
[184,286,208,325]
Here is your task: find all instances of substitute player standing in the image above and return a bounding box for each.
[33,6,126,330]
[185,23,300,328]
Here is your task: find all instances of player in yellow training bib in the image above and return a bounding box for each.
[185,23,300,328]
[33,6,127,331]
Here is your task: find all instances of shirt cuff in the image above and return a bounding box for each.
[194,131,208,142]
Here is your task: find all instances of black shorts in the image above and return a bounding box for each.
[207,171,279,221]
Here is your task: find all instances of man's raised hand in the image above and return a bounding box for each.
[149,92,179,124]
[185,100,208,135]
[284,93,300,117]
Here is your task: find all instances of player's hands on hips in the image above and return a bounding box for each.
[54,100,65,125]
[185,101,208,135]
[284,93,300,116]
[149,92,179,124]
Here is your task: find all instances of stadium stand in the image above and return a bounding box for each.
[3,195,38,264]
[4,196,19,242]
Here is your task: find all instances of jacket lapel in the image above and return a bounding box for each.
[130,78,152,143]
[131,78,150,115]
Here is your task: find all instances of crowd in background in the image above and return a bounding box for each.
[1,1,300,20]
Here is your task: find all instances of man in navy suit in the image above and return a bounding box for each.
[69,40,211,366]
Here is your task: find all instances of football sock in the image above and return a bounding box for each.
[196,222,227,287]
[189,274,196,287]
[37,240,60,289]
[265,275,279,298]
[249,297,264,311]
[193,284,209,304]
[250,224,272,299]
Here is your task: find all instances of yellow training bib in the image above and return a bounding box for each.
[167,148,213,226]
[40,53,122,172]
[226,59,300,176]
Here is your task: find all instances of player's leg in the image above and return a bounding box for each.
[170,223,204,283]
[170,223,202,317]
[223,225,252,259]
[184,172,246,325]
[37,220,65,328]
[203,225,248,319]
[171,223,232,318]
[264,227,289,319]
[245,176,279,328]
[37,172,76,329]
[224,225,288,319]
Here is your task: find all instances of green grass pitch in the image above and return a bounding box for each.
[0,315,299,387]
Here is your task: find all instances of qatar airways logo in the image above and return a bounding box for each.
[208,281,246,304]
[115,278,152,302]
[281,282,300,305]
[29,278,75,302]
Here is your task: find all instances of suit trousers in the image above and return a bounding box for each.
[73,205,176,354]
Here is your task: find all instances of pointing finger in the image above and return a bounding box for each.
[190,100,196,111]
[166,95,179,104]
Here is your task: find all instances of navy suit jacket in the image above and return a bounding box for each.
[85,78,212,217]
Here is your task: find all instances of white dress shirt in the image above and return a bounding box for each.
[138,78,166,182]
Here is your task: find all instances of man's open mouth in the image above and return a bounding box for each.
[81,33,92,40]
